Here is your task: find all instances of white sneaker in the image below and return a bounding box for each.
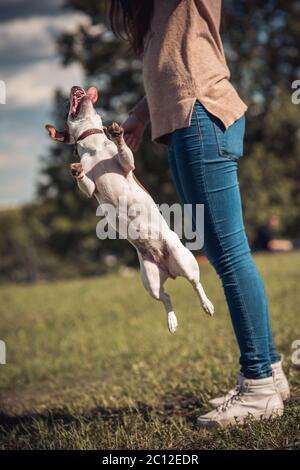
[197,375,284,429]
[209,357,290,407]
[272,357,290,401]
[209,374,243,408]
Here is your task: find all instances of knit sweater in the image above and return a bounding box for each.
[130,0,247,144]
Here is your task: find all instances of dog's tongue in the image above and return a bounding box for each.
[86,86,98,104]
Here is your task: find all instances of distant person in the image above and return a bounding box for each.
[108,0,288,427]
[253,215,293,252]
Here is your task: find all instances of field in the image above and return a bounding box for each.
[0,252,299,450]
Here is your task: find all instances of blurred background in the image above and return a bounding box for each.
[1,0,300,282]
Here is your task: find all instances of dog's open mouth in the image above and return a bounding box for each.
[70,86,98,119]
[71,87,85,118]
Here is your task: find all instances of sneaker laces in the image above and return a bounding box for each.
[217,384,248,413]
[221,384,240,405]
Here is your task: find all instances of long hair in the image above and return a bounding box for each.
[108,0,154,55]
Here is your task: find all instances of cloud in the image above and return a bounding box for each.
[0,130,42,172]
[0,149,37,205]
[0,0,66,23]
[5,59,84,107]
[0,13,87,68]
[0,105,50,177]
[0,8,90,206]
[0,13,87,106]
[0,104,60,206]
[0,171,33,206]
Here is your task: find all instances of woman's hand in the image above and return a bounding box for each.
[122,114,146,152]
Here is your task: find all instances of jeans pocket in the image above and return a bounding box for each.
[213,115,246,160]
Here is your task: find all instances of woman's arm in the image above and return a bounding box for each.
[123,96,150,151]
[129,96,150,126]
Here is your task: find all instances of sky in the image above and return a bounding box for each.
[0,0,88,206]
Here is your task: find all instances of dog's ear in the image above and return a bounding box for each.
[45,124,71,143]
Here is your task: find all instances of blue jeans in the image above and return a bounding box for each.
[168,101,280,379]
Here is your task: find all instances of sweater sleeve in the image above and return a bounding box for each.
[129,96,150,126]
[194,0,222,29]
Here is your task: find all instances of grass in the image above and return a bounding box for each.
[0,252,299,449]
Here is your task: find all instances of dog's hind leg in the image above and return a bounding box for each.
[181,249,214,316]
[160,289,178,334]
[186,259,214,316]
[167,237,214,316]
[137,251,178,333]
[191,277,214,316]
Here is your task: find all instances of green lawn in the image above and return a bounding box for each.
[0,252,299,449]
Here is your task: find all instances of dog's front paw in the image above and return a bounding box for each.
[70,163,84,179]
[108,121,124,143]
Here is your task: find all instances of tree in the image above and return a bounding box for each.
[222,0,300,237]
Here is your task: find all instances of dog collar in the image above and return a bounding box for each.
[76,128,104,142]
[73,128,104,159]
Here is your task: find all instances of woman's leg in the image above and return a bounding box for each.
[168,101,279,379]
[167,140,188,206]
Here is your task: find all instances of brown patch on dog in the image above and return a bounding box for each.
[45,124,70,143]
[134,239,175,279]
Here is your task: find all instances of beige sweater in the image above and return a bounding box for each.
[130,0,247,144]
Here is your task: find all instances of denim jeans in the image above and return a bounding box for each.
[168,101,280,379]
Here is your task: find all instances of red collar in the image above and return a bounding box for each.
[76,128,103,142]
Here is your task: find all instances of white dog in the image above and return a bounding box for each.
[46,86,214,333]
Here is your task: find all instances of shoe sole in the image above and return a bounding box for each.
[197,408,284,430]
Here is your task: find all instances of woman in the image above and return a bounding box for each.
[108,0,290,428]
